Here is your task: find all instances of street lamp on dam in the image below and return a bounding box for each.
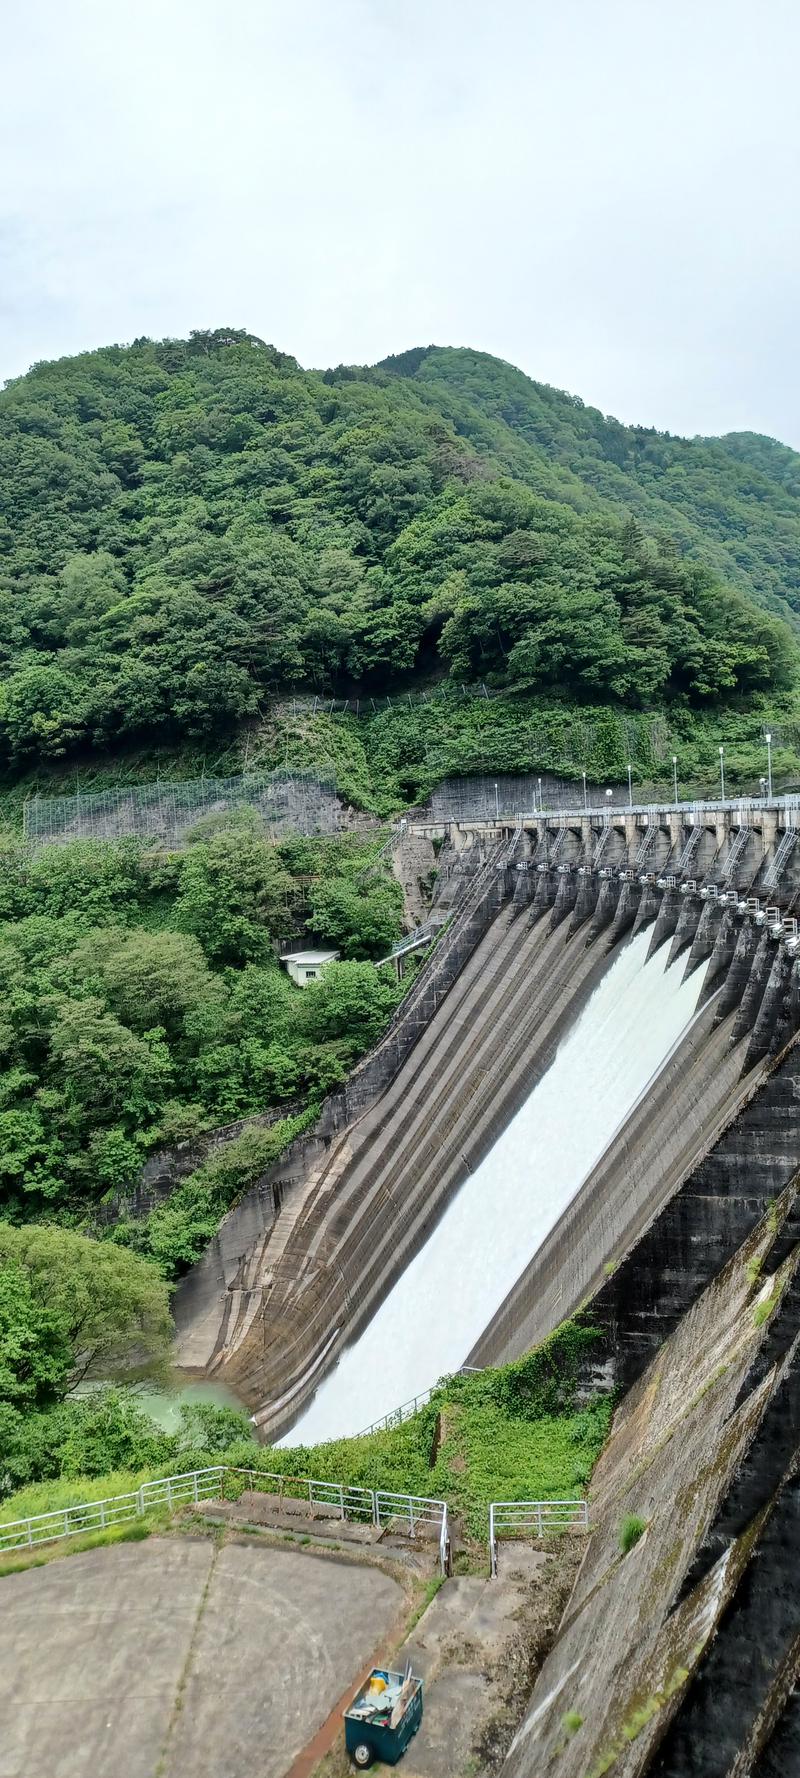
[766,732,773,800]
[672,755,678,803]
[719,745,725,800]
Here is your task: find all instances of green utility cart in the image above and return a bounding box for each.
[344,1667,423,1768]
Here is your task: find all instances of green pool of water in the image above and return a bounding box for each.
[129,1377,250,1433]
[74,1373,253,1436]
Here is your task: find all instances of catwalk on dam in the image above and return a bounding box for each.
[283,931,707,1443]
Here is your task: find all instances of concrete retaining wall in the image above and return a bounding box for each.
[502,1185,800,1777]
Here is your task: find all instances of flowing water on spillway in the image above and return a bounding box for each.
[281,931,707,1445]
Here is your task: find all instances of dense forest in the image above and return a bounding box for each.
[0,815,411,1486]
[1,328,799,780]
[0,822,403,1239]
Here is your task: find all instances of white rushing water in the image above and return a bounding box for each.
[282,930,706,1445]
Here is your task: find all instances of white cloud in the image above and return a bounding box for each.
[2,0,799,443]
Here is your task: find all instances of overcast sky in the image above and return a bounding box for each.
[2,0,799,445]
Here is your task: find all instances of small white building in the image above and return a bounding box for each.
[280,947,340,987]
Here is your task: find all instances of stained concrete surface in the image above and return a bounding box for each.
[1,1537,403,1778]
[399,1549,562,1778]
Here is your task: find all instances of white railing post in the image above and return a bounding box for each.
[193,1471,199,1504]
[489,1504,496,1578]
[339,1484,345,1521]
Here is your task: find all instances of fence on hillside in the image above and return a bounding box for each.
[0,1465,451,1574]
[0,1468,224,1553]
[22,768,340,849]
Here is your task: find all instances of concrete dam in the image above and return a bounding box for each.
[174,794,800,1447]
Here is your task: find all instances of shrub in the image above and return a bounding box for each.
[619,1513,647,1553]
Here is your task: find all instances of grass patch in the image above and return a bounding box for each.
[0,1515,155,1579]
[406,1574,445,1632]
[0,1468,160,1524]
[619,1514,647,1553]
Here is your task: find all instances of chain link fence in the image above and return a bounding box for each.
[22,768,340,849]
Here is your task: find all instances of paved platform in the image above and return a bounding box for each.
[0,1536,403,1778]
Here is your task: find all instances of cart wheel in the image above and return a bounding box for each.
[353,1742,374,1769]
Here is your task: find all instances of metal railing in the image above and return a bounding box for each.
[0,1467,225,1554]
[488,1499,589,1576]
[720,824,752,880]
[416,793,800,829]
[374,918,445,969]
[764,827,798,888]
[634,824,656,870]
[224,1468,449,1572]
[0,1464,451,1573]
[354,1366,484,1439]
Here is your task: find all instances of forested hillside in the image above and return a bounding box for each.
[3,328,800,1491]
[1,327,799,786]
[379,347,800,621]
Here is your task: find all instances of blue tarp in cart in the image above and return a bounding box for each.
[344,1666,423,1768]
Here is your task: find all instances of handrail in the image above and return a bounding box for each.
[0,1465,451,1574]
[415,794,800,827]
[488,1498,589,1577]
[0,1467,225,1554]
[353,1365,484,1439]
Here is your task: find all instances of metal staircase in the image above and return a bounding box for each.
[593,824,612,869]
[676,825,702,874]
[634,824,657,870]
[720,825,751,881]
[764,827,797,888]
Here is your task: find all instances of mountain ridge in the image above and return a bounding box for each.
[0,327,797,787]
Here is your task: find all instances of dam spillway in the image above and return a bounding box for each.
[283,931,706,1443]
[173,811,800,1445]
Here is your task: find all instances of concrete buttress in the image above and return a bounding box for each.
[646,887,682,959]
[550,870,578,930]
[732,930,775,1045]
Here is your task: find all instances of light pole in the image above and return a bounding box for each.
[719,745,725,801]
[605,789,613,816]
[537,776,542,811]
[627,763,633,809]
[766,732,773,800]
[760,777,767,799]
[582,770,587,810]
[672,754,678,804]
[494,781,499,819]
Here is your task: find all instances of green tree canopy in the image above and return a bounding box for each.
[0,1222,172,1402]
